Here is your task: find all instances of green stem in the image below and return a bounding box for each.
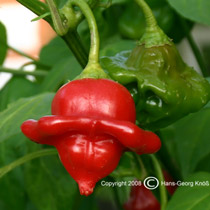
[110,170,134,178]
[134,0,171,47]
[107,176,123,210]
[133,153,147,180]
[60,0,99,31]
[65,0,109,79]
[46,0,69,36]
[135,0,157,29]
[9,45,36,61]
[0,67,48,77]
[179,17,209,77]
[8,45,50,69]
[68,0,100,64]
[63,30,88,68]
[17,0,88,68]
[0,149,57,178]
[20,62,50,70]
[150,154,167,210]
[0,37,50,69]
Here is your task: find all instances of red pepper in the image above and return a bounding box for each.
[124,184,160,210]
[21,78,161,196]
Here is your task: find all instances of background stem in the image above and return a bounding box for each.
[8,45,50,69]
[8,45,37,61]
[107,176,123,210]
[133,153,147,180]
[63,30,88,68]
[0,67,48,77]
[0,149,57,178]
[17,0,88,68]
[150,154,167,210]
[179,17,209,77]
[46,0,68,36]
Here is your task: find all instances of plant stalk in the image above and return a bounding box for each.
[0,67,48,77]
[0,149,57,178]
[150,154,167,210]
[17,0,88,68]
[68,0,100,64]
[179,17,210,77]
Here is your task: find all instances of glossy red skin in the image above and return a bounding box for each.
[56,134,123,195]
[21,78,161,196]
[124,185,160,210]
[51,78,136,122]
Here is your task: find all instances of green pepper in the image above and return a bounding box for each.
[101,0,210,131]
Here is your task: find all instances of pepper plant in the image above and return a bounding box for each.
[0,0,210,209]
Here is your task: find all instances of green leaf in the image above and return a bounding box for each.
[168,0,210,26]
[40,57,82,92]
[24,155,78,210]
[0,93,54,143]
[0,134,28,210]
[195,153,210,172]
[160,104,210,179]
[39,37,72,67]
[31,12,50,22]
[0,134,39,210]
[0,22,8,65]
[39,36,82,91]
[166,172,210,210]
[0,135,76,210]
[0,77,39,112]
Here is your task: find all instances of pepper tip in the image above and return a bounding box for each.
[78,180,95,196]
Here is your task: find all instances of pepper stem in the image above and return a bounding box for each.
[136,0,157,29]
[66,0,109,79]
[68,0,99,64]
[134,0,171,47]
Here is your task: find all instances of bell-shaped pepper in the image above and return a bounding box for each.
[101,45,210,130]
[101,0,210,130]
[21,78,161,196]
